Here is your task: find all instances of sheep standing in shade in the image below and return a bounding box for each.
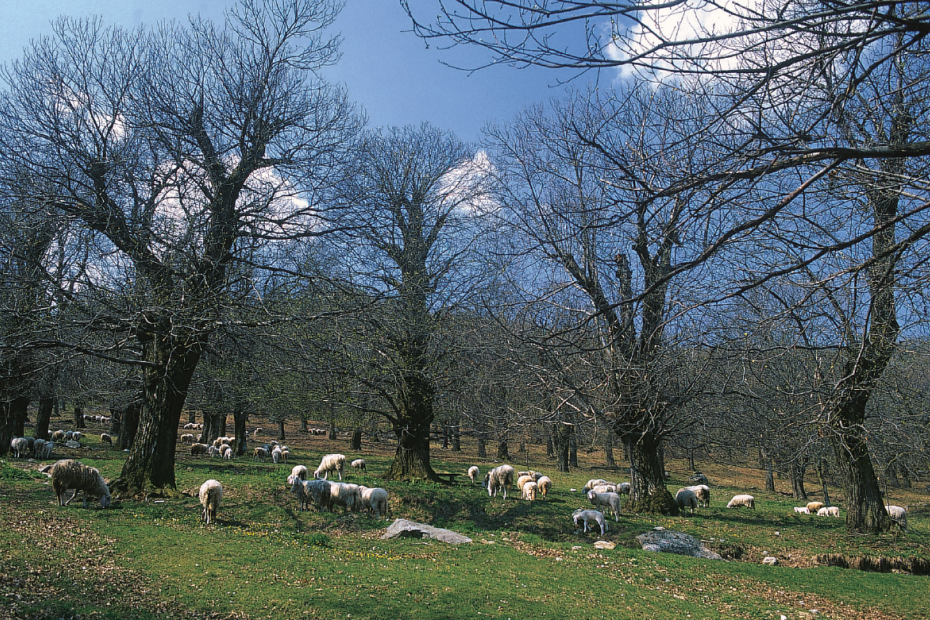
[252,447,268,462]
[726,494,755,509]
[191,443,210,457]
[351,459,366,473]
[71,432,82,444]
[180,434,195,444]
[290,477,313,511]
[675,488,699,515]
[573,509,608,536]
[220,445,233,460]
[199,479,223,525]
[587,490,622,521]
[36,440,53,459]
[522,481,538,501]
[271,447,282,464]
[42,459,111,508]
[806,501,824,513]
[886,505,909,532]
[314,454,347,480]
[516,474,535,493]
[357,486,389,518]
[617,482,631,497]
[291,478,332,512]
[817,506,840,517]
[536,475,552,499]
[10,437,29,458]
[467,466,480,484]
[484,464,515,499]
[100,433,113,446]
[287,465,309,484]
[686,485,710,508]
[51,430,65,442]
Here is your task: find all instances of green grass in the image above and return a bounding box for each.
[1,435,928,620]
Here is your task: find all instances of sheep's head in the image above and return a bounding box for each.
[99,493,112,508]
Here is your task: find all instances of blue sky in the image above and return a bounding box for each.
[0,1,580,144]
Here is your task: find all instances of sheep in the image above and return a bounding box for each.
[516,474,535,492]
[726,494,755,509]
[51,430,65,442]
[252,447,268,462]
[71,432,82,444]
[287,465,309,484]
[24,436,36,455]
[37,439,53,459]
[254,427,262,435]
[686,484,710,508]
[219,444,233,460]
[573,509,608,536]
[10,437,28,458]
[290,478,332,512]
[467,465,480,484]
[591,483,618,495]
[271,447,282,464]
[100,433,113,446]
[43,459,111,508]
[793,506,811,514]
[587,490,622,521]
[806,501,824,513]
[279,448,289,463]
[314,454,347,481]
[675,488,699,515]
[190,443,210,457]
[327,481,360,512]
[522,480,538,501]
[290,478,312,511]
[518,470,543,481]
[351,458,366,472]
[357,486,389,518]
[885,505,909,532]
[817,506,840,517]
[617,482,631,496]
[536,475,552,499]
[582,479,609,494]
[199,479,223,525]
[484,464,515,499]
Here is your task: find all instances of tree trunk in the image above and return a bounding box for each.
[762,448,775,493]
[451,420,461,451]
[605,430,616,468]
[383,369,437,481]
[117,401,141,451]
[11,395,30,438]
[299,417,308,433]
[0,402,13,457]
[569,428,578,467]
[497,438,509,461]
[35,395,54,441]
[350,428,362,451]
[623,431,679,516]
[233,407,249,456]
[790,460,808,500]
[278,419,286,441]
[816,458,831,505]
[202,411,226,446]
[546,434,554,458]
[477,434,487,458]
[73,406,85,429]
[687,447,695,472]
[555,422,570,473]
[830,399,889,532]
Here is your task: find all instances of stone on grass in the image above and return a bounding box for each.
[381,519,472,544]
[763,556,778,566]
[636,530,722,560]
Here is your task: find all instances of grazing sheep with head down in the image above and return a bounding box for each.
[522,481,538,501]
[100,433,113,446]
[587,490,622,521]
[271,447,282,464]
[793,506,811,514]
[676,488,699,515]
[51,430,65,443]
[252,447,268,462]
[190,443,210,457]
[885,505,909,532]
[726,494,755,509]
[351,459,366,472]
[484,464,515,499]
[591,483,618,495]
[219,445,233,460]
[467,466,480,484]
[287,465,309,485]
[536,475,552,499]
[817,506,840,517]
[10,437,29,458]
[290,478,332,512]
[582,479,609,494]
[516,474,535,493]
[327,481,360,511]
[806,501,824,513]
[357,486,389,518]
[686,485,710,508]
[314,454,347,480]
[43,459,111,508]
[573,509,608,536]
[199,479,223,524]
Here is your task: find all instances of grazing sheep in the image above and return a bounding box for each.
[43,459,111,508]
[254,427,262,435]
[522,481,538,501]
[36,439,53,459]
[806,501,824,513]
[591,483,618,495]
[252,447,268,462]
[314,454,347,481]
[351,459,366,472]
[587,490,622,521]
[327,481,360,511]
[885,505,909,532]
[290,478,313,511]
[199,479,223,525]
[726,494,755,509]
[279,448,289,463]
[271,447,282,464]
[51,430,65,443]
[617,482,631,496]
[357,486,389,518]
[817,506,840,517]
[516,474,535,492]
[10,437,29,458]
[190,443,210,457]
[536,475,552,499]
[689,472,710,486]
[675,488,699,515]
[518,470,543,481]
[219,445,233,460]
[793,506,811,514]
[71,432,82,444]
[291,478,332,512]
[485,464,515,499]
[287,465,309,484]
[24,436,36,455]
[686,485,710,508]
[582,479,609,494]
[100,433,113,446]
[467,466,480,484]
[573,509,608,536]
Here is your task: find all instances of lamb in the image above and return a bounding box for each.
[516,474,535,492]
[279,448,289,463]
[817,506,840,517]
[726,494,755,509]
[484,464,515,499]
[313,454,347,480]
[587,490,622,521]
[686,485,710,508]
[573,509,608,536]
[43,459,111,508]
[190,443,210,457]
[252,447,268,462]
[582,479,609,494]
[351,459,366,472]
[10,437,28,458]
[100,433,113,446]
[536,475,552,499]
[71,432,82,443]
[36,439,53,459]
[885,505,909,532]
[522,481,538,501]
[199,479,223,525]
[271,447,282,464]
[327,481,360,511]
[806,501,824,513]
[357,486,389,518]
[219,445,233,460]
[287,465,309,484]
[467,466,480,484]
[793,506,811,514]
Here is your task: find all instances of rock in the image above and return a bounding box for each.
[381,519,472,544]
[65,440,81,449]
[689,472,710,486]
[763,556,778,565]
[593,541,616,550]
[636,530,722,560]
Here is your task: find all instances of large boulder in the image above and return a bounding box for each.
[636,528,722,560]
[381,519,472,545]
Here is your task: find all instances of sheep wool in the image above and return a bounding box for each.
[521,481,538,501]
[582,479,609,494]
[351,459,366,472]
[485,465,515,499]
[817,506,840,518]
[10,437,28,458]
[617,482,631,496]
[686,485,710,508]
[314,454,347,481]
[327,481,360,511]
[885,505,909,532]
[100,433,113,446]
[573,509,608,536]
[252,447,268,462]
[357,486,389,518]
[467,466,480,484]
[516,474,535,492]
[793,506,810,514]
[536,475,552,499]
[806,501,824,513]
[199,479,223,525]
[676,488,699,515]
[288,465,309,484]
[47,459,111,509]
[587,490,622,521]
[726,494,755,510]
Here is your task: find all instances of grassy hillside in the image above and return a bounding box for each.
[1,418,927,619]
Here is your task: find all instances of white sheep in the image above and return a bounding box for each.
[271,447,282,464]
[38,439,53,459]
[726,494,755,509]
[536,475,552,499]
[518,470,543,481]
[287,465,309,484]
[357,486,389,518]
[573,509,608,536]
[290,477,313,511]
[100,433,113,446]
[279,448,289,463]
[71,432,82,443]
[582,479,609,494]
[51,430,65,442]
[617,482,631,496]
[485,464,515,499]
[587,490,622,521]
[10,437,29,458]
[806,501,824,513]
[314,454,347,480]
[351,458,366,472]
[522,481,538,501]
[793,506,811,514]
[291,478,332,512]
[43,459,111,508]
[817,506,840,517]
[199,479,223,525]
[885,505,909,532]
[675,488,699,515]
[220,445,233,460]
[467,466,480,484]
[516,474,535,492]
[327,481,360,511]
[591,483,618,494]
[686,485,710,508]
